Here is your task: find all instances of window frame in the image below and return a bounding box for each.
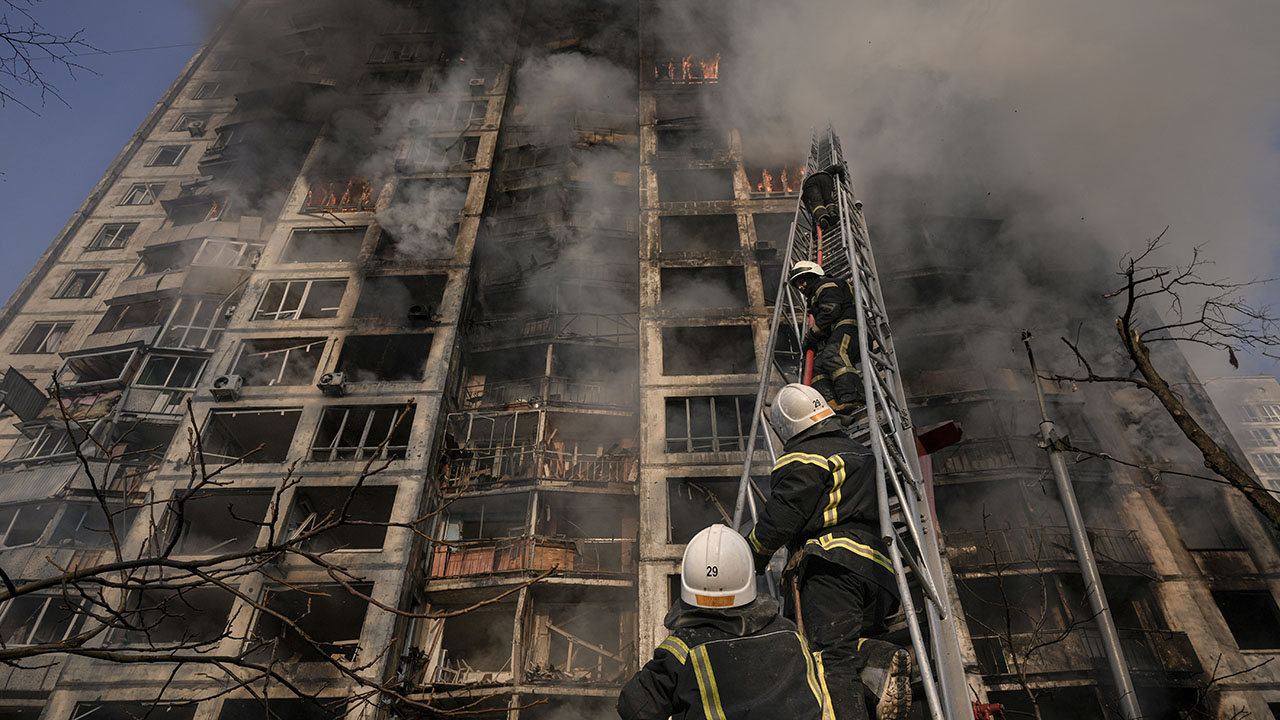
[52,269,106,299]
[664,394,755,453]
[0,592,85,646]
[310,405,414,461]
[14,321,72,354]
[87,222,138,250]
[159,296,234,350]
[133,354,207,391]
[253,279,347,321]
[193,81,223,100]
[145,145,189,167]
[119,183,164,206]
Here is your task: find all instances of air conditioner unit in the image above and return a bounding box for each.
[317,372,347,397]
[408,304,440,323]
[186,119,207,137]
[468,77,485,87]
[209,374,243,401]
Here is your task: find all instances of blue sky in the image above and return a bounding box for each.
[0,0,208,305]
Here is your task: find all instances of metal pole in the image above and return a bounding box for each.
[1022,331,1142,720]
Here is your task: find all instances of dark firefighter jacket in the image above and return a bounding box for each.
[617,595,835,720]
[747,419,896,594]
[803,277,858,342]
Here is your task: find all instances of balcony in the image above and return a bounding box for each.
[462,376,636,411]
[470,312,638,349]
[971,628,1200,679]
[946,525,1152,574]
[428,536,635,579]
[441,445,637,492]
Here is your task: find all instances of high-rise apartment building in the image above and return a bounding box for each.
[1206,377,1280,493]
[1,2,1279,719]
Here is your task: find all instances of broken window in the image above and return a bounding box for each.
[660,267,748,309]
[48,501,137,549]
[72,704,197,720]
[167,194,230,225]
[337,334,432,381]
[533,493,637,573]
[94,298,174,334]
[160,295,235,349]
[408,99,488,130]
[15,321,72,353]
[1213,590,1280,650]
[217,699,342,720]
[0,593,83,645]
[132,242,194,277]
[87,222,138,250]
[654,53,721,84]
[526,599,629,683]
[752,212,793,249]
[659,214,740,253]
[745,162,804,194]
[171,490,272,554]
[252,583,371,663]
[254,279,347,320]
[378,179,468,259]
[202,408,301,463]
[433,605,515,682]
[5,425,76,461]
[56,348,140,389]
[311,405,415,461]
[1158,481,1246,551]
[369,40,426,64]
[662,325,756,375]
[655,126,726,157]
[146,145,188,167]
[303,178,380,213]
[192,238,261,267]
[288,485,396,551]
[657,169,734,203]
[664,395,755,452]
[119,182,163,206]
[193,81,223,99]
[0,503,58,547]
[398,135,480,173]
[114,586,235,646]
[359,68,423,93]
[281,226,368,263]
[53,270,105,299]
[233,337,326,386]
[354,274,447,320]
[667,477,755,542]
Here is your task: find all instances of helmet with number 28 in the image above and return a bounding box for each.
[680,524,756,609]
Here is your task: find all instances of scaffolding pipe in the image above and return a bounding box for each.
[1022,330,1142,720]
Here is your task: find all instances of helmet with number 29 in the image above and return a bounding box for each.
[680,524,756,609]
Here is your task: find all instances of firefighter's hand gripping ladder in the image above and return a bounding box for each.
[730,127,970,720]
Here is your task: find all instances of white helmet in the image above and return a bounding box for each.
[770,383,835,442]
[681,524,756,609]
[789,260,824,286]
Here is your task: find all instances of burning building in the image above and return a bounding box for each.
[0,1,1278,719]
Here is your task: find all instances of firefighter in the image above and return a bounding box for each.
[618,524,860,720]
[789,260,864,414]
[746,383,911,720]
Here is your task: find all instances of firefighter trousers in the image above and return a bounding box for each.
[810,325,864,410]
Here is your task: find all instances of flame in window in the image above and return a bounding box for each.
[655,53,721,84]
[750,163,805,194]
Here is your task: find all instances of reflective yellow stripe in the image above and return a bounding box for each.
[692,645,728,720]
[772,452,830,473]
[797,634,828,716]
[747,528,767,555]
[812,281,840,302]
[806,534,895,573]
[833,318,858,329]
[657,635,690,664]
[823,455,846,527]
[812,650,838,720]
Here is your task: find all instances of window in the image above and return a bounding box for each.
[337,334,432,381]
[201,408,302,463]
[53,270,105,299]
[49,502,137,549]
[0,503,58,547]
[218,700,342,720]
[132,243,192,277]
[745,162,804,194]
[378,179,468,257]
[288,486,396,551]
[159,296,235,349]
[1246,428,1279,447]
[56,348,139,388]
[359,69,422,93]
[233,338,326,386]
[171,490,272,554]
[281,227,368,263]
[311,405,415,461]
[73,704,196,720]
[1254,453,1280,473]
[5,425,75,461]
[657,169,735,202]
[87,222,138,249]
[119,182,163,206]
[660,267,748,309]
[146,145,188,167]
[134,354,206,389]
[369,40,426,64]
[1243,404,1280,422]
[1213,590,1280,650]
[170,112,210,133]
[665,395,755,452]
[167,195,230,225]
[209,54,244,71]
[251,584,370,662]
[93,298,173,334]
[302,178,379,212]
[353,274,447,319]
[398,135,480,172]
[191,238,261,267]
[662,325,757,375]
[193,81,223,99]
[409,100,487,130]
[113,587,234,646]
[254,279,347,320]
[753,213,793,250]
[668,477,765,543]
[654,52,721,84]
[660,215,740,252]
[14,321,72,353]
[0,593,84,646]
[655,126,726,157]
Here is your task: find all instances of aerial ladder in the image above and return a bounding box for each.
[730,127,972,720]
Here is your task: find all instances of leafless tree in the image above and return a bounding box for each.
[0,0,97,112]
[0,392,555,717]
[1041,230,1280,532]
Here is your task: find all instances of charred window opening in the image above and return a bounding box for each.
[311,405,415,461]
[113,586,235,646]
[659,215,739,253]
[0,593,84,646]
[752,213,793,250]
[407,100,488,131]
[433,605,515,682]
[984,688,1104,720]
[132,243,194,277]
[252,584,371,663]
[303,178,380,213]
[664,395,755,452]
[56,348,140,389]
[94,298,174,334]
[288,485,396,551]
[354,274,448,321]
[430,494,531,576]
[662,325,756,375]
[667,477,761,543]
[533,493,637,573]
[218,700,342,720]
[4,425,77,461]
[72,704,197,720]
[377,179,468,260]
[760,263,784,306]
[399,135,481,173]
[960,576,1066,640]
[15,321,72,354]
[49,501,138,548]
[526,599,630,682]
[369,40,426,64]
[282,226,368,263]
[653,53,721,84]
[233,338,326,386]
[1158,481,1246,551]
[745,162,804,194]
[254,279,347,320]
[521,698,618,720]
[160,295,237,349]
[657,169,733,203]
[655,126,725,158]
[338,334,433,382]
[167,195,231,226]
[358,68,423,93]
[0,503,58,547]
[660,267,747,309]
[1213,590,1280,650]
[202,408,301,463]
[171,490,272,555]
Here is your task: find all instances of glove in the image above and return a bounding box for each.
[753,551,772,576]
[802,333,822,352]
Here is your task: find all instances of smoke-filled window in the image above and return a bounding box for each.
[170,490,273,555]
[1212,590,1280,650]
[655,126,726,158]
[433,605,515,682]
[358,68,423,94]
[752,213,793,250]
[657,169,734,203]
[302,179,380,213]
[353,274,447,321]
[311,405,415,461]
[254,279,347,320]
[233,337,326,386]
[398,135,480,173]
[281,226,368,263]
[668,477,767,543]
[659,214,740,253]
[287,485,396,551]
[251,583,371,663]
[0,593,84,646]
[661,325,756,375]
[377,179,468,259]
[338,334,433,382]
[201,408,301,463]
[94,298,175,334]
[192,238,261,267]
[664,395,755,452]
[660,267,748,309]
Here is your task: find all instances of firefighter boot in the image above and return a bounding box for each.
[858,640,912,720]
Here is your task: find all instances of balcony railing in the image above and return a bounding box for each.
[971,628,1200,678]
[462,376,636,410]
[946,525,1151,570]
[470,312,638,348]
[428,536,636,578]
[441,445,637,491]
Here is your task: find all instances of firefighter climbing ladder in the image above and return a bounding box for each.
[731,127,971,720]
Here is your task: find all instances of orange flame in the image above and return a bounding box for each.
[655,52,721,84]
[751,162,804,193]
